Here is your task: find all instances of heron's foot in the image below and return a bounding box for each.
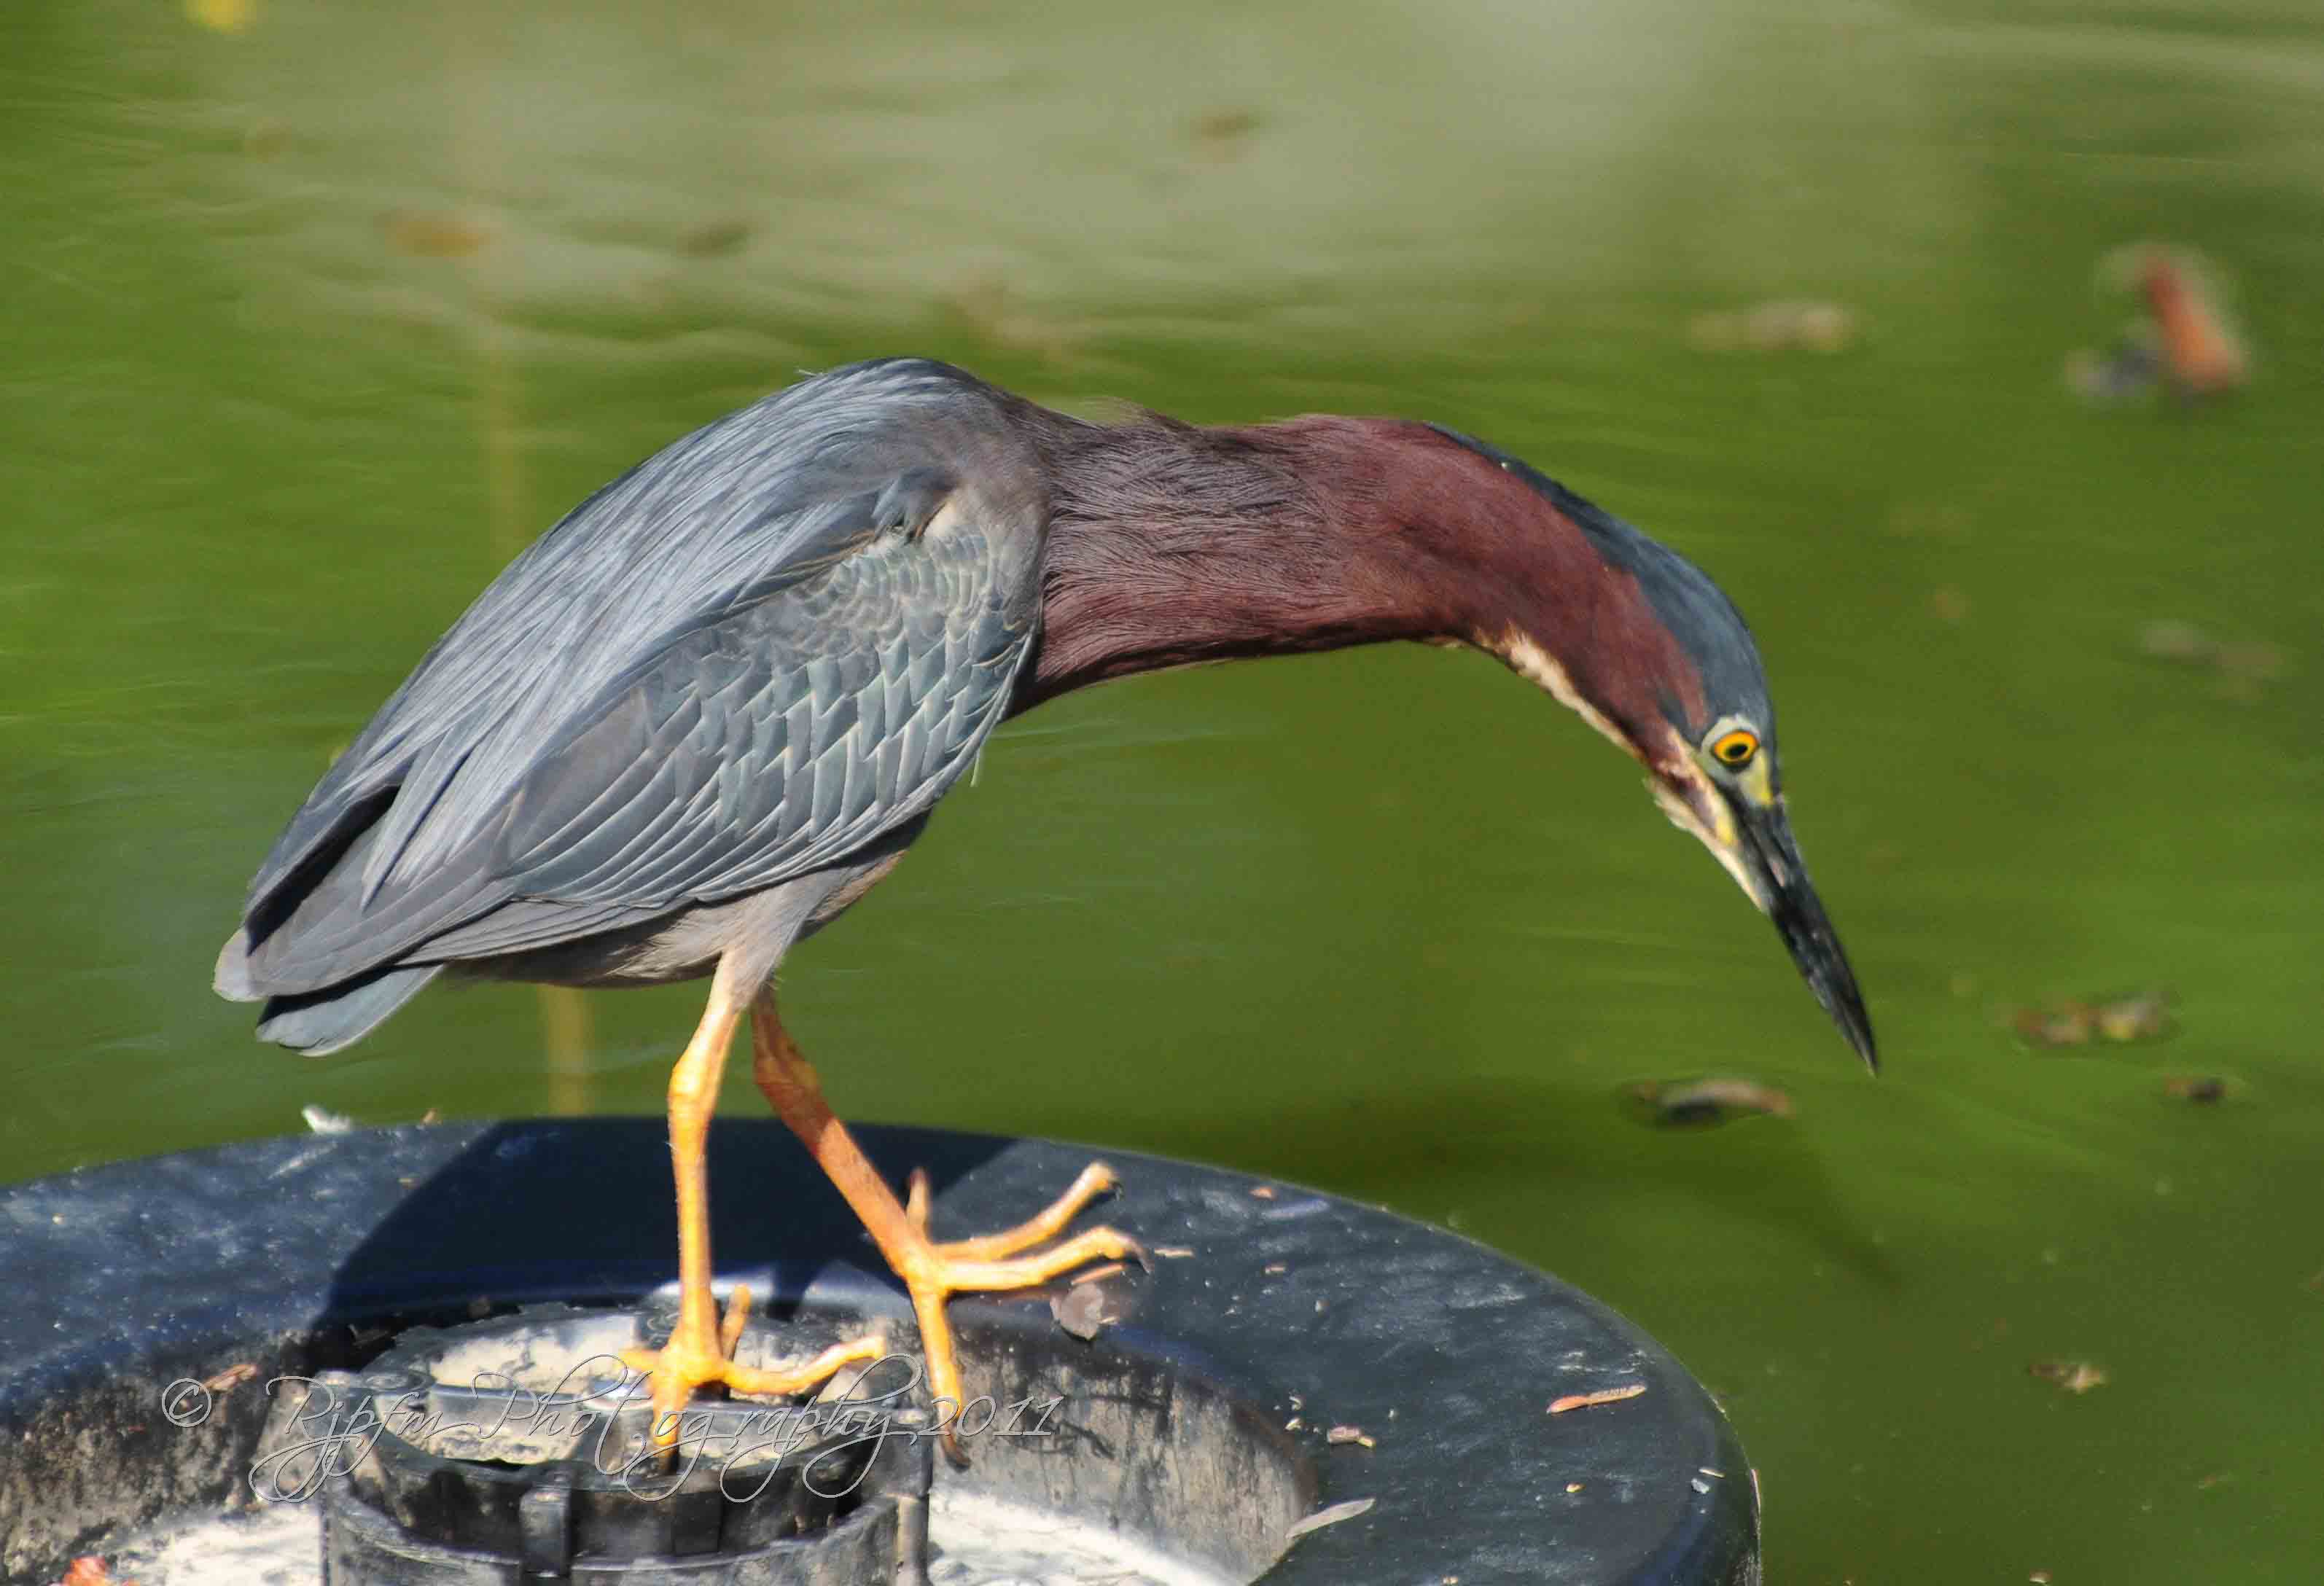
[617,1284,886,1452]
[903,1160,1121,1257]
[891,1161,1144,1465]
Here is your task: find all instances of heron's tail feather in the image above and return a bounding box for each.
[255,964,443,1055]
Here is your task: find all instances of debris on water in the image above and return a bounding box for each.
[186,0,254,36]
[676,218,751,258]
[380,211,491,259]
[2130,244,2251,396]
[1189,108,1264,161]
[2013,1003,2095,1047]
[2210,640,2288,689]
[1325,1423,1376,1448]
[2164,1074,2230,1103]
[1688,300,1857,354]
[1284,1496,1374,1540]
[55,1560,125,1586]
[2011,991,2173,1048]
[2139,619,2212,664]
[241,120,295,159]
[1620,1077,1793,1128]
[2029,1359,2108,1394]
[2064,338,2161,404]
[1548,1382,1647,1414]
[2092,991,2172,1042]
[2137,620,2288,698]
[2067,243,2250,403]
[300,1104,353,1135]
[1050,1282,1111,1342]
[1152,1244,1196,1259]
[1249,1184,1277,1200]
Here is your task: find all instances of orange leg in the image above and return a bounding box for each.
[616,972,886,1449]
[749,991,1138,1463]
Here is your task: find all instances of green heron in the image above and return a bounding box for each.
[218,357,1874,1458]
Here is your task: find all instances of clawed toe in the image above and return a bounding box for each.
[618,1284,886,1450]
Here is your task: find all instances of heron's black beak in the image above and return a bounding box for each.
[1733,798,1879,1072]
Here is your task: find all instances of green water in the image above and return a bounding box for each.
[5,0,2322,1577]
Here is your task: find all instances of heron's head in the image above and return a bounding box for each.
[1430,426,1878,1071]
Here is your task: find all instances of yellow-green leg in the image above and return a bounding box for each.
[615,972,885,1448]
[749,991,1138,1463]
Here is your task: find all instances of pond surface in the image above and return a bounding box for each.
[5,0,2321,1579]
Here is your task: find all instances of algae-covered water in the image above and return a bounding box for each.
[4,0,2321,1578]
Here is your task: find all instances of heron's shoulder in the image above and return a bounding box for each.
[752,357,1029,441]
[580,359,1043,535]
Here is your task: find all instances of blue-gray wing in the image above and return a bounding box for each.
[417,521,1034,959]
[228,358,1045,993]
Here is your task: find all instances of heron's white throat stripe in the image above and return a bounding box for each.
[1483,630,1639,762]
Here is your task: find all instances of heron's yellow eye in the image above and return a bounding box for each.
[1711,729,1759,768]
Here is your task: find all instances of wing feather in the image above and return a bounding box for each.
[233,358,1043,993]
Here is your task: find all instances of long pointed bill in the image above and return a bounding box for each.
[1735,800,1878,1071]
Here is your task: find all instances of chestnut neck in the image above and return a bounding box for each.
[1014,410,1631,716]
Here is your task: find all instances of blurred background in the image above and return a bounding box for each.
[4,0,2320,1577]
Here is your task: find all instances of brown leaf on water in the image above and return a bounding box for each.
[2163,1075,2229,1103]
[381,211,491,259]
[1688,300,1856,353]
[1188,108,1263,161]
[2137,621,2287,698]
[2075,244,2252,403]
[2123,243,2251,396]
[241,120,295,158]
[2012,1002,2096,1047]
[676,219,751,258]
[2012,991,2172,1048]
[2139,620,2214,665]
